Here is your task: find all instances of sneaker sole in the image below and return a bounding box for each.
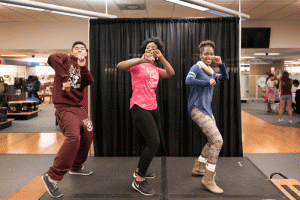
[131,181,154,196]
[133,173,155,179]
[69,171,93,175]
[41,176,63,198]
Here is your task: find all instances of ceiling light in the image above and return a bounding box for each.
[0,0,117,18]
[47,10,94,19]
[284,61,293,63]
[253,53,280,56]
[241,57,255,59]
[254,53,266,56]
[0,54,27,57]
[206,10,232,17]
[126,5,140,10]
[165,0,250,19]
[165,0,208,11]
[0,2,45,11]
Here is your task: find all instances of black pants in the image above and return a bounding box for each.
[130,104,161,177]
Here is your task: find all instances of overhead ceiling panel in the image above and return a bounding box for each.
[285,12,300,19]
[264,3,300,19]
[114,0,145,4]
[229,3,261,14]
[18,12,59,21]
[236,0,272,3]
[44,12,88,21]
[33,0,58,3]
[263,0,296,4]
[0,15,15,21]
[205,0,235,3]
[213,3,232,8]
[0,7,36,21]
[122,10,148,18]
[146,0,173,18]
[247,3,286,19]
[53,0,94,11]
[85,1,121,17]
[171,4,199,17]
[195,11,219,18]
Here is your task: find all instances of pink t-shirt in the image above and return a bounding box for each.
[129,62,163,110]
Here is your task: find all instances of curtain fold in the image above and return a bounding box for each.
[90,17,242,157]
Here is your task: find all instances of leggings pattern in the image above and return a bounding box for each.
[191,106,223,164]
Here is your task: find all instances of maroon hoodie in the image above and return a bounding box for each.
[47,53,94,108]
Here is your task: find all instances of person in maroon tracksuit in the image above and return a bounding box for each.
[42,41,94,198]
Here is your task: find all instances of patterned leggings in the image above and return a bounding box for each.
[191,106,223,164]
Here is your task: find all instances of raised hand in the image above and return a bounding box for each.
[77,53,86,67]
[210,79,216,85]
[141,53,155,63]
[212,56,222,65]
[151,49,162,59]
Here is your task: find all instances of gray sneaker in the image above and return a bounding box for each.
[69,166,93,175]
[41,174,63,198]
[132,179,155,195]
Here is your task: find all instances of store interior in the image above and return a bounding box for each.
[1,46,300,132]
[0,1,300,199]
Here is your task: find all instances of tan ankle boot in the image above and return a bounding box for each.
[201,168,224,194]
[192,159,205,176]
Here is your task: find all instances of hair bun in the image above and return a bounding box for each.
[199,40,215,49]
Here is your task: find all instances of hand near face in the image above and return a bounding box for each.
[212,56,222,65]
[77,53,86,67]
[151,49,162,59]
[210,79,216,85]
[62,81,71,91]
[141,53,155,63]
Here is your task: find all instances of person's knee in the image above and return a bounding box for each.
[217,138,223,148]
[212,136,223,149]
[149,138,160,150]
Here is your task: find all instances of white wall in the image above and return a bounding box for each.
[0,21,89,49]
[26,67,36,77]
[0,65,26,85]
[242,20,300,48]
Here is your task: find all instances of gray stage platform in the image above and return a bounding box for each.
[0,155,287,200]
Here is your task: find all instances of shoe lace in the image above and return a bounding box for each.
[51,180,59,190]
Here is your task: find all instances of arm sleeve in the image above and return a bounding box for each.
[157,67,163,80]
[128,58,140,73]
[80,65,94,89]
[185,66,210,86]
[214,63,229,83]
[47,53,69,83]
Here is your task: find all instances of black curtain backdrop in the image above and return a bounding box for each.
[90,18,242,157]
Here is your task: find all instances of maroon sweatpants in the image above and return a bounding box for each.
[48,106,93,181]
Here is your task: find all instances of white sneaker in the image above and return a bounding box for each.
[278,119,284,122]
[288,120,292,124]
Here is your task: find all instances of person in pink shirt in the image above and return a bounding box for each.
[117,37,175,196]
